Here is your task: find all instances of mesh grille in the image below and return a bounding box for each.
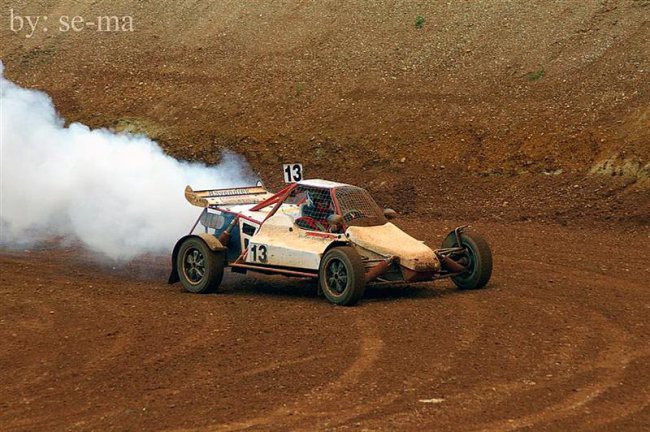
[335,187,386,227]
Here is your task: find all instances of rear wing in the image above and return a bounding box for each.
[184,185,274,208]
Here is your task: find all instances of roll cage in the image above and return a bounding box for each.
[248,183,385,232]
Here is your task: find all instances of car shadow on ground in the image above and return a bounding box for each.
[363,283,451,301]
[225,278,319,300]
[217,271,471,303]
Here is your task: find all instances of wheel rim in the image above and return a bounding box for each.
[325,258,348,294]
[182,248,206,285]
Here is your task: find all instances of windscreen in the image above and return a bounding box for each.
[335,186,387,227]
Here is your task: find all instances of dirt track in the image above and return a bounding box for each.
[1,219,648,431]
[2,1,649,430]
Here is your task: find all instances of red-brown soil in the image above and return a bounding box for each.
[1,1,649,430]
[1,220,649,431]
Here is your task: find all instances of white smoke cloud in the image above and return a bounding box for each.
[0,61,257,260]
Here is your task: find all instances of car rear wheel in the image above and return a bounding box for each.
[442,231,492,290]
[177,237,225,294]
[319,246,366,306]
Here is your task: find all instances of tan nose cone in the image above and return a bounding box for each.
[346,222,440,272]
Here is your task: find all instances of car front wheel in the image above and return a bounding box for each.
[442,231,492,290]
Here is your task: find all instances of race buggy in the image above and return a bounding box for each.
[169,169,492,306]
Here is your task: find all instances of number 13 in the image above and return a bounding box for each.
[283,164,303,183]
[250,244,268,262]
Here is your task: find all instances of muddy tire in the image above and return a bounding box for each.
[319,247,366,306]
[442,231,493,290]
[176,237,225,294]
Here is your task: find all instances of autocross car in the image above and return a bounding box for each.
[169,177,493,306]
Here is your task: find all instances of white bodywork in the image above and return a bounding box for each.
[205,201,341,271]
[244,216,439,272]
[185,179,441,275]
[246,213,344,269]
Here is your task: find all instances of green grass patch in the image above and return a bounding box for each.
[415,15,425,29]
[526,66,545,81]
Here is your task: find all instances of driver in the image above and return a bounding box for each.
[298,191,333,232]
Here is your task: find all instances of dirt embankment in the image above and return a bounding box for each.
[1,1,649,225]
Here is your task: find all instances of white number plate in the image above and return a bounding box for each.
[283,163,303,183]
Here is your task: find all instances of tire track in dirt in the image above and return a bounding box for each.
[172,314,385,432]
[295,289,490,430]
[469,256,649,431]
[475,310,647,431]
[343,246,649,430]
[1,296,140,431]
[2,295,134,393]
[235,353,328,379]
[1,275,231,432]
[72,313,233,431]
[239,291,488,431]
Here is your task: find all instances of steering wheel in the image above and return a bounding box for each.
[342,209,363,221]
